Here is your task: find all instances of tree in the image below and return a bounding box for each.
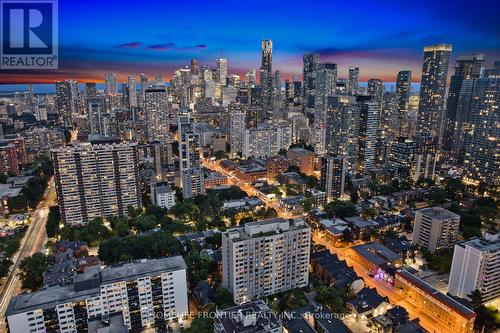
[444,178,467,201]
[8,194,27,211]
[468,289,497,333]
[423,248,453,274]
[185,315,214,333]
[350,191,359,204]
[324,200,356,218]
[315,285,346,313]
[214,150,227,160]
[0,258,13,278]
[214,287,234,309]
[18,253,48,291]
[46,206,60,238]
[302,197,315,213]
[429,187,446,205]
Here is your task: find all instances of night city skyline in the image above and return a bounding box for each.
[0,1,498,333]
[1,0,500,84]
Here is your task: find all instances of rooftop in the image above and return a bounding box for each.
[7,256,186,317]
[457,232,500,252]
[396,269,476,319]
[417,207,460,220]
[225,218,309,241]
[351,242,402,266]
[214,300,281,333]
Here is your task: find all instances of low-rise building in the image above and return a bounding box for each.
[279,195,305,215]
[395,269,476,333]
[214,300,282,333]
[311,250,363,291]
[346,287,391,320]
[287,148,315,175]
[349,242,403,276]
[151,182,176,209]
[204,171,229,188]
[222,197,264,211]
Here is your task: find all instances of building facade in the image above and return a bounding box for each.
[222,218,311,304]
[412,207,460,253]
[52,140,141,225]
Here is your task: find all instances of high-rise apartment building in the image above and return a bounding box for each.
[367,78,384,113]
[325,95,359,169]
[357,98,380,172]
[55,80,74,128]
[416,44,452,139]
[222,218,311,304]
[0,141,19,175]
[178,115,204,198]
[412,207,460,253]
[315,63,337,123]
[128,74,138,108]
[229,108,246,155]
[443,54,483,152]
[395,70,412,136]
[260,39,273,111]
[6,256,189,332]
[217,57,228,86]
[462,76,499,186]
[86,97,107,139]
[448,232,500,303]
[145,88,169,142]
[320,155,346,201]
[52,140,141,225]
[104,71,118,95]
[242,123,292,158]
[303,53,320,109]
[348,67,360,95]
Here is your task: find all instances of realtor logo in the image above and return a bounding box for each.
[1,0,58,69]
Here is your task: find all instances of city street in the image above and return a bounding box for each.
[0,179,57,326]
[313,233,451,333]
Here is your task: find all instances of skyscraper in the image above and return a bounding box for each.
[367,78,384,113]
[320,155,346,201]
[315,63,337,123]
[462,75,499,186]
[245,69,256,87]
[229,107,246,155]
[260,39,273,111]
[191,58,200,76]
[52,140,141,225]
[348,67,359,95]
[303,53,320,109]
[178,115,204,198]
[357,97,380,171]
[128,74,137,108]
[443,54,484,152]
[86,97,107,139]
[325,95,359,167]
[104,71,117,95]
[416,44,452,139]
[144,88,169,142]
[217,57,228,86]
[84,82,97,99]
[55,80,74,128]
[395,70,412,136]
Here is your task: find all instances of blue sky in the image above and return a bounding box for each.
[1,0,499,83]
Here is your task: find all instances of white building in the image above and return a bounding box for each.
[151,182,176,209]
[242,123,292,158]
[222,218,311,304]
[412,207,460,253]
[448,232,500,303]
[6,256,189,333]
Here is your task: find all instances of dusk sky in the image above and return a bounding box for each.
[1,0,499,84]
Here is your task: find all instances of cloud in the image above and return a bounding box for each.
[195,44,208,49]
[113,42,142,49]
[147,43,176,51]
